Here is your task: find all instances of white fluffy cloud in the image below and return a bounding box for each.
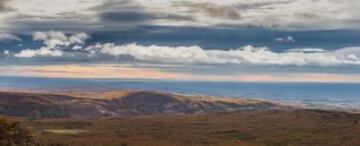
[10,31,360,66]
[14,47,63,58]
[84,43,360,66]
[14,31,90,58]
[3,50,9,55]
[33,31,90,48]
[287,48,326,53]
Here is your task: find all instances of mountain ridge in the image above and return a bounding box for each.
[0,90,285,119]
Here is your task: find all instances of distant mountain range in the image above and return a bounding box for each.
[0,90,285,119]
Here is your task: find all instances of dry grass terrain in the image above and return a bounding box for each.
[0,91,283,119]
[19,110,360,146]
[0,91,359,146]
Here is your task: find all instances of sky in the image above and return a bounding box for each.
[1,0,360,82]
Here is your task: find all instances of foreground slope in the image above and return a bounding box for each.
[26,110,360,146]
[0,91,282,119]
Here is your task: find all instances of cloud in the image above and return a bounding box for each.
[1,50,10,57]
[287,48,326,53]
[33,31,90,48]
[2,0,360,32]
[274,36,295,43]
[14,31,90,58]
[1,0,104,33]
[3,50,9,55]
[6,0,104,18]
[234,1,295,10]
[33,31,68,48]
[0,32,21,42]
[86,43,215,64]
[99,10,194,25]
[14,47,63,58]
[83,43,360,66]
[0,0,11,12]
[136,0,360,30]
[100,11,156,23]
[8,31,360,67]
[175,2,241,20]
[68,33,90,45]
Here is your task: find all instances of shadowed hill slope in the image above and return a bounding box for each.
[0,91,284,119]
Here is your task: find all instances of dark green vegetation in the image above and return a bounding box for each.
[0,117,39,146]
[16,110,360,146]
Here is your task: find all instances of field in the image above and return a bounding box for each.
[19,110,360,146]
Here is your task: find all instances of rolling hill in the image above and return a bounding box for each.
[0,91,283,119]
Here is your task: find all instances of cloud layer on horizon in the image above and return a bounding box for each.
[2,64,360,83]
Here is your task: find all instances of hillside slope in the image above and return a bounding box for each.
[0,91,283,119]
